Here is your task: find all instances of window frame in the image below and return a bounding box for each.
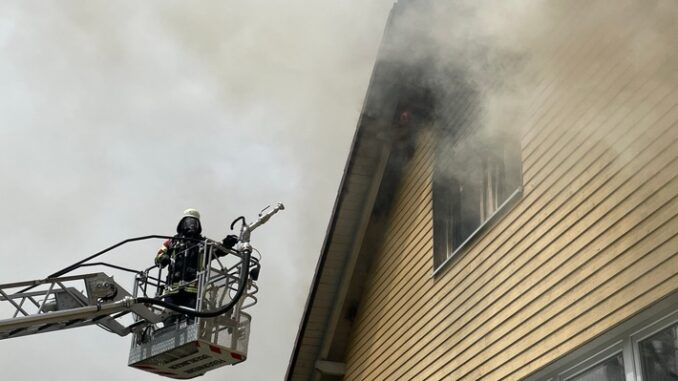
[433,185,522,276]
[432,127,523,275]
[558,343,625,381]
[630,308,678,381]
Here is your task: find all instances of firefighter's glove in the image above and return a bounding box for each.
[222,235,239,249]
[156,253,171,268]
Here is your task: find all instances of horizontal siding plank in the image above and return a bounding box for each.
[522,19,653,166]
[519,4,588,130]
[524,73,676,187]
[481,255,678,381]
[511,274,678,380]
[346,234,433,364]
[520,6,647,152]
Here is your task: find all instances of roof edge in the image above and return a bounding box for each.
[285,4,400,380]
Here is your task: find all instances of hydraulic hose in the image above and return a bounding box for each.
[77,262,145,275]
[48,235,203,279]
[16,235,186,294]
[136,248,252,318]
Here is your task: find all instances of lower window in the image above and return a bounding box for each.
[526,303,678,381]
[565,352,625,381]
[637,319,678,381]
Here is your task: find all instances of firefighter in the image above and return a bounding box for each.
[155,209,240,317]
[155,208,204,311]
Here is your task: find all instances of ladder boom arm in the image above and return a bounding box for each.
[0,297,133,336]
[0,273,158,340]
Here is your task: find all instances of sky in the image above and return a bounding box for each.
[0,1,394,380]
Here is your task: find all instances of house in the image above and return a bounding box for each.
[287,0,678,380]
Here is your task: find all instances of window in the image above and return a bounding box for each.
[562,351,626,381]
[525,304,678,381]
[433,128,522,271]
[636,315,678,380]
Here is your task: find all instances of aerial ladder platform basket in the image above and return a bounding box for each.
[128,239,257,378]
[0,203,284,379]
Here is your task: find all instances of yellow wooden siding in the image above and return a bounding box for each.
[342,4,678,380]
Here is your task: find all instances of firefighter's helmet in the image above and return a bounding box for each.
[182,209,201,221]
[177,208,202,235]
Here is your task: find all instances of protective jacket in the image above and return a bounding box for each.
[155,234,204,294]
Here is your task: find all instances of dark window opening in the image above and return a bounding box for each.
[638,319,678,381]
[433,129,522,271]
